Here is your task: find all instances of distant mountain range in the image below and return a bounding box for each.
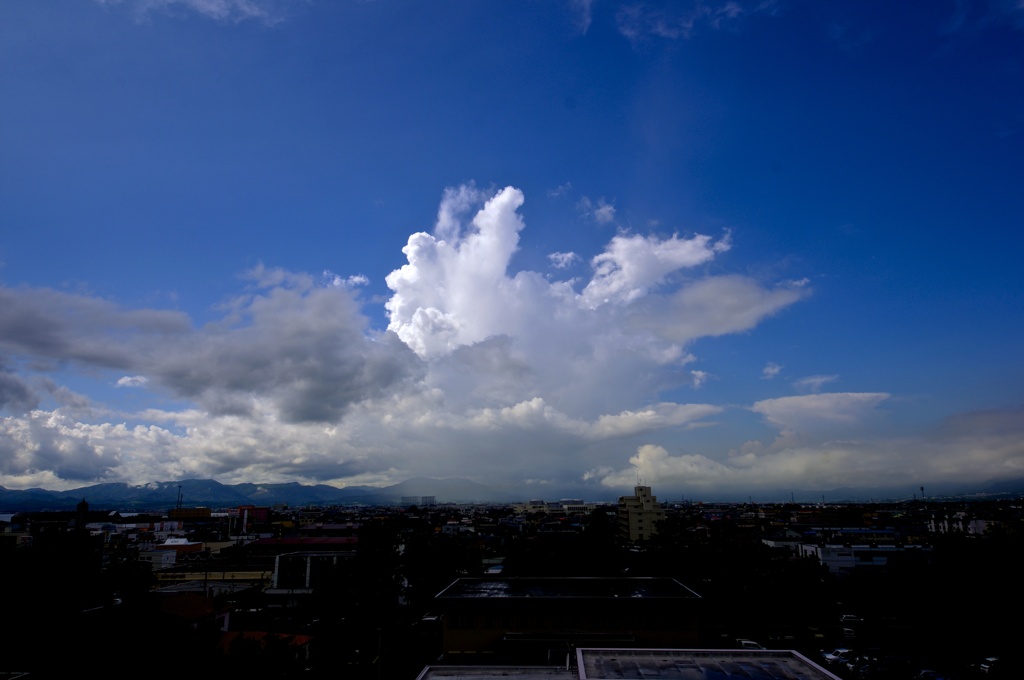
[2,476,1022,512]
[0,477,515,512]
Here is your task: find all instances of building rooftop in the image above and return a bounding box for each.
[577,648,841,679]
[416,649,841,680]
[436,577,700,600]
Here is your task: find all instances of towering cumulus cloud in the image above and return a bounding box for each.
[386,186,529,358]
[384,185,803,420]
[0,184,817,492]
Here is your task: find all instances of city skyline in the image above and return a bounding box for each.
[1,0,1022,499]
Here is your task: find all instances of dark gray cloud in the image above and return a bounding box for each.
[44,382,96,418]
[0,364,38,413]
[148,281,421,423]
[0,286,191,369]
[934,405,1024,441]
[0,278,419,426]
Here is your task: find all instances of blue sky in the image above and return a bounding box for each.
[1,0,1022,500]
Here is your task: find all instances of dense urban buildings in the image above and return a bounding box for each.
[1,488,1021,678]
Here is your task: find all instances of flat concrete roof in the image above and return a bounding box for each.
[416,649,842,680]
[436,577,700,600]
[577,648,842,680]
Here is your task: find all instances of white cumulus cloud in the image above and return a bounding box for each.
[0,184,817,491]
[589,402,1024,495]
[752,392,890,431]
[382,185,795,421]
[581,231,731,309]
[548,251,579,269]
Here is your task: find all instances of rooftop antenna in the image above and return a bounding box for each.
[176,484,183,510]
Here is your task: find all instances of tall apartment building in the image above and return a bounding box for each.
[618,485,665,542]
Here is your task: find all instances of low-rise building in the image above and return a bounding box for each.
[798,543,930,575]
[432,577,703,664]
